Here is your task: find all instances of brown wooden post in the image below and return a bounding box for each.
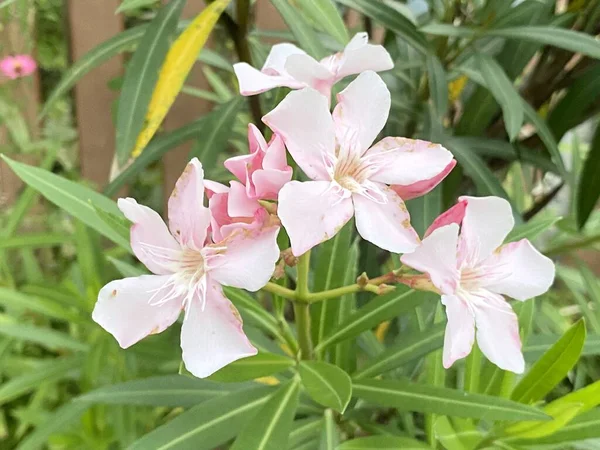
[67,0,124,189]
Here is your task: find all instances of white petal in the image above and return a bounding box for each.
[233,62,302,96]
[333,71,390,153]
[441,294,475,369]
[180,279,256,378]
[353,185,419,254]
[263,43,307,73]
[284,53,334,96]
[278,180,354,256]
[92,275,182,349]
[263,88,334,180]
[334,32,394,79]
[401,224,460,294]
[482,239,555,301]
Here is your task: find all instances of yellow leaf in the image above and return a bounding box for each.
[448,75,468,103]
[131,0,231,158]
[375,320,391,343]
[503,402,583,439]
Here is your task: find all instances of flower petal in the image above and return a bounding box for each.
[333,32,394,80]
[263,43,307,74]
[118,198,180,275]
[367,138,455,186]
[482,239,555,301]
[472,290,525,373]
[263,88,334,180]
[252,168,292,200]
[333,71,390,153]
[181,279,256,378]
[208,216,281,291]
[233,62,302,96]
[262,134,288,171]
[424,198,467,238]
[92,275,182,349]
[441,294,475,369]
[353,185,419,254]
[458,196,515,265]
[401,224,460,294]
[228,180,260,218]
[168,158,211,248]
[285,53,334,97]
[204,179,229,199]
[391,160,456,201]
[278,180,354,256]
[207,191,231,243]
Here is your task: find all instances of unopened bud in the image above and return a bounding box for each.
[282,249,298,267]
[377,284,395,295]
[356,272,369,288]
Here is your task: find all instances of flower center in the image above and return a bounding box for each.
[332,153,368,193]
[178,248,206,286]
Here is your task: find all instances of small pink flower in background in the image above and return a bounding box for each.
[233,32,393,99]
[0,55,37,80]
[401,196,555,373]
[93,158,280,378]
[263,70,455,256]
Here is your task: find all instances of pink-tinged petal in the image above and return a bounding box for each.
[208,218,280,291]
[401,224,460,294]
[353,185,419,254]
[248,123,268,154]
[224,153,256,184]
[263,43,307,74]
[181,279,256,378]
[228,180,260,218]
[441,294,475,369]
[458,196,515,266]
[278,180,354,256]
[333,32,393,80]
[118,198,180,275]
[471,290,525,373]
[367,138,454,186]
[424,198,467,238]
[16,55,37,76]
[263,88,334,180]
[204,179,229,199]
[262,134,289,171]
[208,192,232,243]
[285,53,334,97]
[233,62,302,96]
[392,160,456,202]
[0,55,37,79]
[168,158,211,248]
[482,239,555,301]
[92,275,182,349]
[252,168,293,200]
[333,71,390,153]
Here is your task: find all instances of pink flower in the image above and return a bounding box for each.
[263,71,455,256]
[233,32,393,99]
[401,196,555,373]
[92,158,280,378]
[0,55,36,80]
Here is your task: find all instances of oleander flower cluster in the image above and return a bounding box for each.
[93,33,555,378]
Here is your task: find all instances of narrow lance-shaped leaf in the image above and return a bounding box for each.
[209,352,295,383]
[531,409,600,445]
[296,0,349,46]
[426,54,448,119]
[115,0,184,164]
[299,360,352,413]
[319,409,339,450]
[337,435,438,449]
[576,122,600,229]
[132,0,231,158]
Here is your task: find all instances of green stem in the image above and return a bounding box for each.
[295,251,312,359]
[262,282,296,300]
[296,251,311,300]
[306,283,380,303]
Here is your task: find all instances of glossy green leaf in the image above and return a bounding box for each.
[505,216,560,242]
[209,352,295,383]
[1,156,130,250]
[353,324,444,379]
[337,435,432,449]
[576,122,600,229]
[319,409,339,450]
[299,361,351,413]
[531,409,600,445]
[315,288,428,352]
[548,378,600,415]
[223,287,284,341]
[116,0,184,164]
[475,53,523,141]
[296,0,348,46]
[512,319,586,404]
[129,384,274,449]
[426,54,448,119]
[230,378,301,450]
[352,379,549,421]
[503,402,583,439]
[288,418,323,449]
[271,0,327,59]
[337,0,429,54]
[523,333,600,361]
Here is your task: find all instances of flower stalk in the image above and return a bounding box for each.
[295,251,313,359]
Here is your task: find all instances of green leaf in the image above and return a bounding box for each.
[487,26,600,60]
[1,156,130,250]
[512,319,586,404]
[353,324,444,379]
[299,361,352,413]
[547,378,600,416]
[337,436,431,449]
[474,53,523,141]
[230,378,301,450]
[576,122,600,229]
[209,352,295,383]
[426,54,448,119]
[270,0,327,59]
[0,356,82,406]
[352,379,549,421]
[337,0,429,54]
[92,205,131,245]
[0,323,89,352]
[116,0,156,13]
[505,217,560,243]
[289,418,323,449]
[434,416,483,450]
[296,0,348,46]
[0,233,71,250]
[523,333,600,361]
[76,375,234,407]
[188,96,244,173]
[315,288,428,352]
[0,287,84,323]
[116,0,184,164]
[319,409,339,450]
[531,409,600,445]
[129,384,274,450]
[503,402,583,440]
[419,23,477,38]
